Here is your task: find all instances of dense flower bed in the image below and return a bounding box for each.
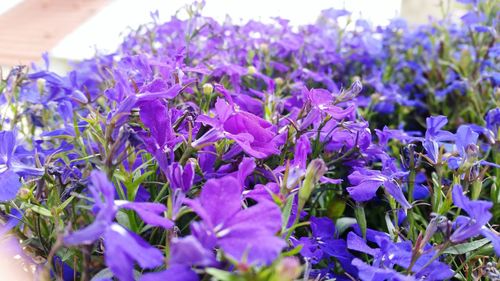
[0,0,499,280]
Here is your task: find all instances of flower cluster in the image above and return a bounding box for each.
[0,0,498,280]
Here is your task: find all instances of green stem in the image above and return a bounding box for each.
[407,145,417,240]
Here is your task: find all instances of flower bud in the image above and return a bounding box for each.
[298,159,326,210]
[465,143,479,159]
[36,78,45,90]
[18,187,31,200]
[341,79,362,100]
[259,43,269,54]
[354,204,367,239]
[72,89,88,104]
[247,66,257,75]
[371,93,381,102]
[275,257,301,281]
[202,83,214,95]
[274,77,284,86]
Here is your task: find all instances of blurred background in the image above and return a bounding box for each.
[0,0,465,74]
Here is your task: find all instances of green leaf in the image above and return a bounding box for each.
[56,248,74,263]
[282,244,303,257]
[90,268,142,281]
[354,204,367,239]
[205,268,243,281]
[335,217,357,236]
[91,268,114,281]
[57,195,75,213]
[327,198,346,219]
[281,195,294,234]
[116,211,131,230]
[24,203,52,217]
[127,171,154,201]
[443,238,490,255]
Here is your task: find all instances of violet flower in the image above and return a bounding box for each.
[294,217,357,275]
[141,236,216,281]
[0,131,44,201]
[186,175,285,265]
[166,161,195,193]
[302,87,355,120]
[422,116,455,163]
[139,100,180,173]
[64,171,173,281]
[485,108,500,139]
[193,97,279,159]
[455,125,479,160]
[0,210,35,279]
[347,161,411,209]
[166,161,195,219]
[450,124,500,170]
[450,184,500,255]
[347,230,453,280]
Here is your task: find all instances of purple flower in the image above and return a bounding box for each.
[64,171,173,281]
[451,185,499,255]
[321,8,351,21]
[194,97,279,159]
[0,131,44,201]
[424,115,451,138]
[0,212,35,279]
[0,170,23,203]
[186,176,285,265]
[0,209,22,237]
[102,224,165,281]
[295,217,356,275]
[461,11,486,25]
[141,265,199,281]
[139,100,180,172]
[453,124,500,169]
[141,236,216,281]
[351,259,413,281]
[347,230,453,280]
[455,125,479,159]
[376,126,418,146]
[169,236,216,267]
[165,161,196,219]
[347,163,411,209]
[471,108,500,145]
[303,87,355,120]
[245,182,280,202]
[485,108,500,138]
[166,161,195,193]
[422,116,455,163]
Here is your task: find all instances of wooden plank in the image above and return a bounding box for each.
[0,0,110,66]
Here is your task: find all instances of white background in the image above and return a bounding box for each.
[50,0,402,61]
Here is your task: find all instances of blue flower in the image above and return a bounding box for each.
[422,116,455,163]
[294,217,357,276]
[0,131,44,201]
[347,160,411,209]
[347,228,453,281]
[451,184,500,255]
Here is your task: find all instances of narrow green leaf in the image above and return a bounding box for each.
[281,195,294,234]
[354,204,367,240]
[25,204,52,217]
[335,217,357,236]
[205,268,243,281]
[443,239,490,255]
[57,195,75,213]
